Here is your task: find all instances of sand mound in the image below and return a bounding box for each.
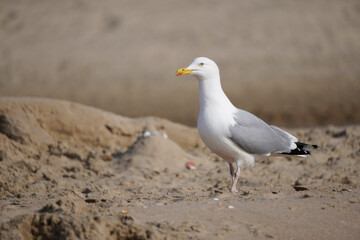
[116,134,199,173]
[0,97,359,239]
[0,97,207,195]
[0,97,203,150]
[0,97,207,239]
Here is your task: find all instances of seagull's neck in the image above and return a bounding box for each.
[198,75,234,111]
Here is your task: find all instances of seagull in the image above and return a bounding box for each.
[176,57,318,194]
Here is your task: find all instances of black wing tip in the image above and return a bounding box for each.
[280,142,318,155]
[281,148,311,155]
[296,142,319,149]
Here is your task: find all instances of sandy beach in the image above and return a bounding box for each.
[0,98,359,239]
[1,0,360,239]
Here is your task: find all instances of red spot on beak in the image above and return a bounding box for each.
[178,73,183,76]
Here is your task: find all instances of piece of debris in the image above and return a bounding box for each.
[185,161,196,170]
[121,209,129,214]
[339,188,351,193]
[101,155,113,161]
[141,131,159,137]
[241,191,250,196]
[293,186,309,191]
[142,131,151,137]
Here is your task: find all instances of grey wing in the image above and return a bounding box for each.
[229,109,295,154]
[269,125,298,143]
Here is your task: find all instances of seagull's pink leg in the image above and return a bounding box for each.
[230,162,241,194]
[229,162,235,182]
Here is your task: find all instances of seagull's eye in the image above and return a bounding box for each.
[199,62,204,66]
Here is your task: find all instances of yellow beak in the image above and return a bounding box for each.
[176,67,195,76]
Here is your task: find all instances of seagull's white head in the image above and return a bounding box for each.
[176,57,219,81]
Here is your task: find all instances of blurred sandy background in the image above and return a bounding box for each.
[1,0,360,127]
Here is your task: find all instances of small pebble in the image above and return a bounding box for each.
[213,198,219,201]
[121,210,129,214]
[142,131,151,137]
[228,205,234,209]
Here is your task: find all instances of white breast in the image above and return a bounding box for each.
[196,73,255,167]
[197,106,253,166]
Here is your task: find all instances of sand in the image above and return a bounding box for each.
[0,98,359,239]
[1,0,360,238]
